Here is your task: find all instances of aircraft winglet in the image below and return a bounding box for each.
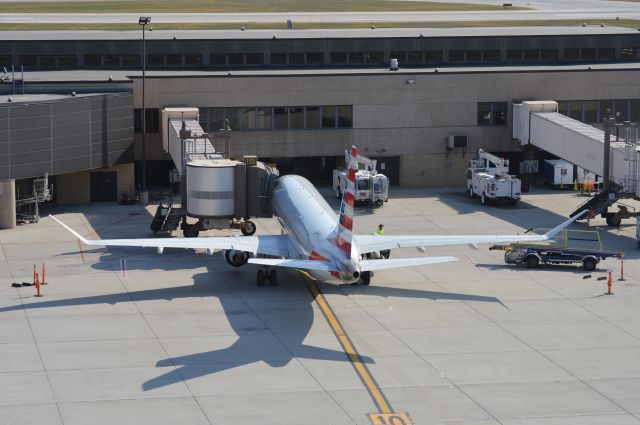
[543,209,588,239]
[50,215,93,245]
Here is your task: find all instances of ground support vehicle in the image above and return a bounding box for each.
[467,149,521,205]
[489,228,620,270]
[491,244,620,270]
[333,151,389,208]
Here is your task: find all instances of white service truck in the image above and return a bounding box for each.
[467,149,521,205]
[333,152,389,208]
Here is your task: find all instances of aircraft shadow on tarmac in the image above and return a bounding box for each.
[0,255,502,391]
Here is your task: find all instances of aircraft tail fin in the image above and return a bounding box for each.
[337,145,358,258]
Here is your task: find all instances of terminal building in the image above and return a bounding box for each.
[1,26,639,227]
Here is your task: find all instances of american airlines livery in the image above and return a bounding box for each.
[52,146,586,286]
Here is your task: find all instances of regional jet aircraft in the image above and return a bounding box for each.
[52,146,585,286]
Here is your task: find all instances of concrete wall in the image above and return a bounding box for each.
[130,68,640,186]
[0,179,16,229]
[0,92,133,181]
[56,162,134,204]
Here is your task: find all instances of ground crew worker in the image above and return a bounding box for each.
[376,225,390,258]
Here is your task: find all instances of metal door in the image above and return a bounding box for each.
[90,171,117,202]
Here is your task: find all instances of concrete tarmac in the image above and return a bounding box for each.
[1,187,640,424]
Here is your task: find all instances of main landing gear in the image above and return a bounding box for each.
[359,271,371,285]
[257,268,278,286]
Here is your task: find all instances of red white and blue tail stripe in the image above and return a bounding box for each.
[337,145,358,258]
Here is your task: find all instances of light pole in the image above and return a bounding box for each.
[138,16,150,204]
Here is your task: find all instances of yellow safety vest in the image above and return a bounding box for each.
[376,228,384,235]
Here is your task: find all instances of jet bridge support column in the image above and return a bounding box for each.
[0,179,16,229]
[603,109,615,193]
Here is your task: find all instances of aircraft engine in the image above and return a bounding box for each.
[224,250,249,267]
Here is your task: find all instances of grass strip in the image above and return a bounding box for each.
[0,0,529,13]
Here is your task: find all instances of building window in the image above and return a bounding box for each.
[210,54,226,66]
[477,102,507,126]
[17,56,37,67]
[330,52,348,64]
[425,51,443,64]
[631,100,640,122]
[306,52,324,65]
[270,53,287,65]
[121,55,140,67]
[147,54,164,67]
[83,55,100,67]
[257,108,272,129]
[621,48,640,61]
[449,51,465,63]
[197,105,352,131]
[507,50,522,63]
[583,100,598,123]
[245,53,263,65]
[184,54,202,66]
[288,53,305,65]
[391,50,443,65]
[540,49,558,62]
[306,107,321,129]
[322,106,337,128]
[228,53,244,66]
[274,107,289,129]
[290,107,305,129]
[564,48,615,62]
[597,48,614,61]
[103,55,120,67]
[337,106,352,128]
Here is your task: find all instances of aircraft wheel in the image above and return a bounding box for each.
[380,250,391,259]
[241,221,257,236]
[374,199,384,208]
[360,271,371,285]
[257,269,265,286]
[269,269,278,286]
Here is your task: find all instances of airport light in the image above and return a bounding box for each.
[139,16,151,202]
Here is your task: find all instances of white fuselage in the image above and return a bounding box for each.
[270,175,360,284]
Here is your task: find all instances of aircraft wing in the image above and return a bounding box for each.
[50,215,291,258]
[359,256,457,271]
[354,210,587,254]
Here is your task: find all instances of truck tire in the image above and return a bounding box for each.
[374,199,384,208]
[526,255,539,268]
[606,214,622,227]
[583,258,596,271]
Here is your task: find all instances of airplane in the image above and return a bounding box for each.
[51,145,586,287]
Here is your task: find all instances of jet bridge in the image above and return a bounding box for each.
[513,100,640,225]
[152,107,275,237]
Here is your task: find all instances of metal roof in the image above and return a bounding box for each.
[7,62,640,83]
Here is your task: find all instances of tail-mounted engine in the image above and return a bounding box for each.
[225,249,250,267]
